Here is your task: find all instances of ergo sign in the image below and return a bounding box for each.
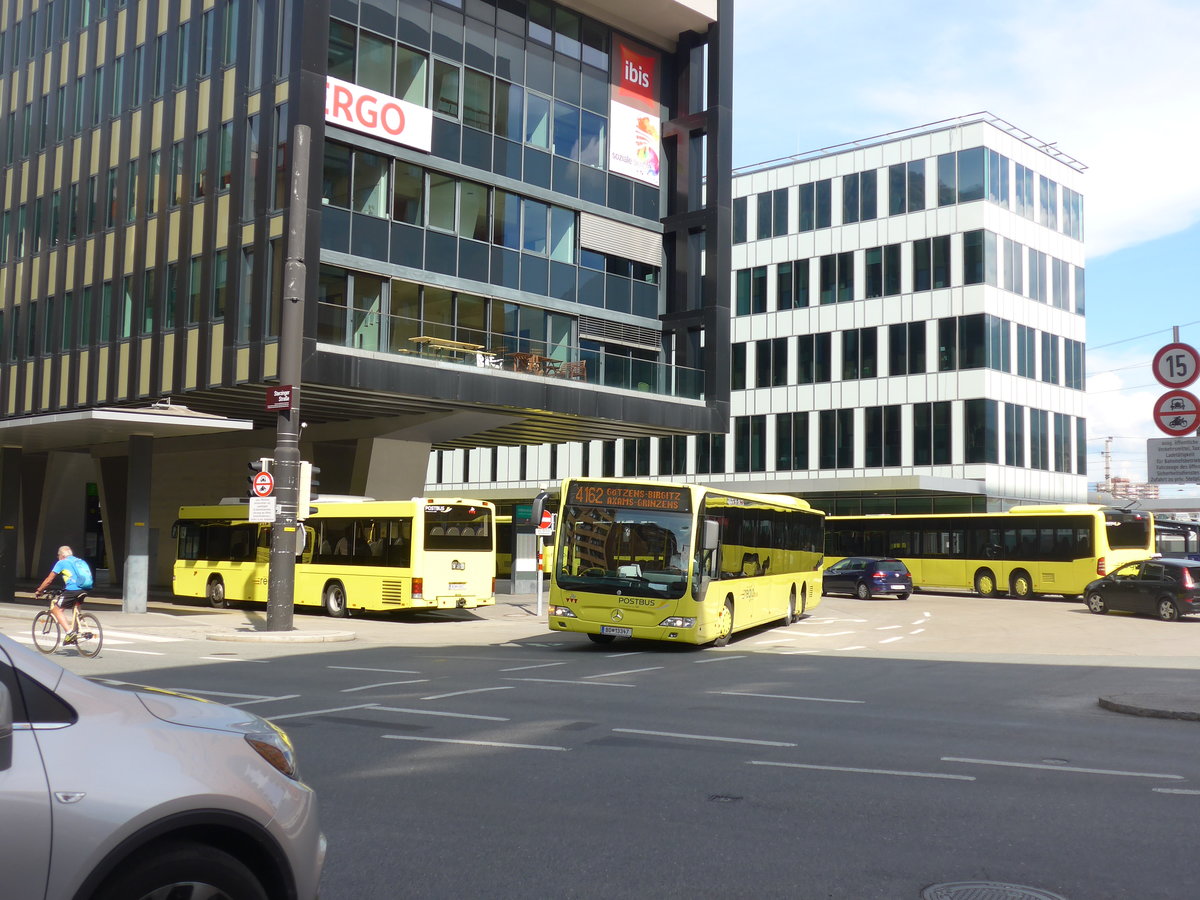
[324,77,432,153]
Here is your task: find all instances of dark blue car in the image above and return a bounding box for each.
[823,557,912,600]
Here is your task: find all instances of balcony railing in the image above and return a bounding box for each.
[315,303,705,400]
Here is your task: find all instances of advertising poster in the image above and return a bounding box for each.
[608,37,661,187]
[325,76,433,153]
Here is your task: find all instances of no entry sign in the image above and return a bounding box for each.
[1154,389,1200,436]
[251,471,276,497]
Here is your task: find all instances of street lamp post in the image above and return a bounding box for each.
[266,124,311,632]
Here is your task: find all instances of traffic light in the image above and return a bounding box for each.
[247,457,274,498]
[297,461,320,518]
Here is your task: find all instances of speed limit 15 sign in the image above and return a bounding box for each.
[1152,342,1200,388]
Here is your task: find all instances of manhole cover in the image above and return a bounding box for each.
[923,883,1068,900]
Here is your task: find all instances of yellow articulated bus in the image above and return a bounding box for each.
[541,478,825,646]
[825,505,1154,599]
[173,498,496,617]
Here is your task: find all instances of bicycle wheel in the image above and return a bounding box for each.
[32,611,61,653]
[74,613,103,658]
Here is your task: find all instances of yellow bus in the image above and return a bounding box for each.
[173,498,497,617]
[541,478,825,646]
[825,505,1154,599]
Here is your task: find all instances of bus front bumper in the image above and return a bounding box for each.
[548,613,699,642]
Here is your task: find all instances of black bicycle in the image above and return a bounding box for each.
[32,589,103,658]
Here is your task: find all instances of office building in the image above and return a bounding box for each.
[0,0,732,596]
[436,113,1089,514]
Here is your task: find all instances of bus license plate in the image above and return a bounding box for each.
[600,626,632,637]
[449,582,466,591]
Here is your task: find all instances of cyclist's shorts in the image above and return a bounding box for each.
[56,590,86,608]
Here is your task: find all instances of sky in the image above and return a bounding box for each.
[730,0,1200,491]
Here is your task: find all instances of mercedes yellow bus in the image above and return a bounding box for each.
[825,505,1154,599]
[541,478,825,646]
[173,498,496,616]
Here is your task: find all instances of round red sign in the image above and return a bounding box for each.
[252,471,275,497]
[1154,389,1200,436]
[1152,342,1200,388]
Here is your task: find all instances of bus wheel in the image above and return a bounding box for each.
[798,587,808,619]
[206,576,227,609]
[974,569,997,597]
[587,633,616,645]
[782,589,796,626]
[713,598,734,647]
[324,582,349,618]
[1010,570,1033,599]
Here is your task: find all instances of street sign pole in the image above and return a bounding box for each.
[266,124,310,632]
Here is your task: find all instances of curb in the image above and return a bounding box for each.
[205,629,356,643]
[1098,694,1200,722]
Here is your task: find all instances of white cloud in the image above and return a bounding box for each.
[733,0,1200,257]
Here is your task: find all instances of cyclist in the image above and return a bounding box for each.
[34,545,95,645]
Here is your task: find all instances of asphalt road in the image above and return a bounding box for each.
[4,592,1199,899]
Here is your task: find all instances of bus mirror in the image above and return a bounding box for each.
[703,518,720,552]
[531,490,549,525]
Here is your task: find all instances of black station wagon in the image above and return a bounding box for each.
[1083,558,1200,621]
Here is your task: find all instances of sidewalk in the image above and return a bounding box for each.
[1,587,545,644]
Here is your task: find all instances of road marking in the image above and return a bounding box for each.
[879,637,904,644]
[923,611,932,617]
[328,665,422,674]
[614,728,795,748]
[809,617,867,624]
[499,662,567,672]
[422,686,516,700]
[789,631,855,638]
[382,734,567,751]
[909,628,926,635]
[694,655,745,664]
[942,757,1184,780]
[100,647,164,656]
[373,706,509,722]
[8,633,134,646]
[835,646,866,651]
[711,691,864,705]
[341,679,430,693]
[230,694,301,707]
[101,629,184,642]
[606,651,645,658]
[200,656,270,663]
[503,677,635,688]
[912,618,930,625]
[750,760,975,781]
[1153,788,1200,795]
[876,625,903,630]
[752,638,796,645]
[267,703,378,722]
[584,666,663,679]
[779,650,823,655]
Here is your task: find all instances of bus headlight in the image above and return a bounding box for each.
[549,605,577,618]
[658,616,695,628]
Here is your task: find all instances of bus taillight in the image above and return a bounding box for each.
[1096,557,1106,576]
[412,578,423,600]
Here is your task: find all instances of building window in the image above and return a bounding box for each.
[732,196,747,244]
[735,266,767,315]
[1039,175,1058,230]
[796,332,832,384]
[798,179,831,232]
[1054,413,1071,473]
[695,434,726,476]
[735,416,767,473]
[865,244,900,298]
[1075,417,1087,476]
[842,170,876,224]
[730,342,746,391]
[965,399,998,464]
[914,401,951,466]
[1041,333,1060,384]
[817,409,854,470]
[1030,409,1049,470]
[1016,324,1036,378]
[1015,164,1035,219]
[775,412,809,471]
[888,159,925,215]
[938,318,957,372]
[842,328,876,380]
[864,406,901,468]
[913,236,950,291]
[1005,403,1026,467]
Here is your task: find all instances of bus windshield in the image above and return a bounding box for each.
[557,504,693,600]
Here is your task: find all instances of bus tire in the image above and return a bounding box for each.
[1010,570,1034,599]
[974,569,998,598]
[782,589,796,626]
[324,581,349,618]
[855,581,872,601]
[713,598,734,647]
[206,576,228,609]
[586,633,616,645]
[799,586,808,618]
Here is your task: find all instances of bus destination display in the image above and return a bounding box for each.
[568,482,690,513]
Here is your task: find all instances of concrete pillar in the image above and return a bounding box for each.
[0,447,20,600]
[123,435,153,613]
[350,438,432,499]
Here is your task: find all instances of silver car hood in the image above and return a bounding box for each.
[135,688,271,734]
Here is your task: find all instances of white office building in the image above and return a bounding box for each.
[431,113,1088,516]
